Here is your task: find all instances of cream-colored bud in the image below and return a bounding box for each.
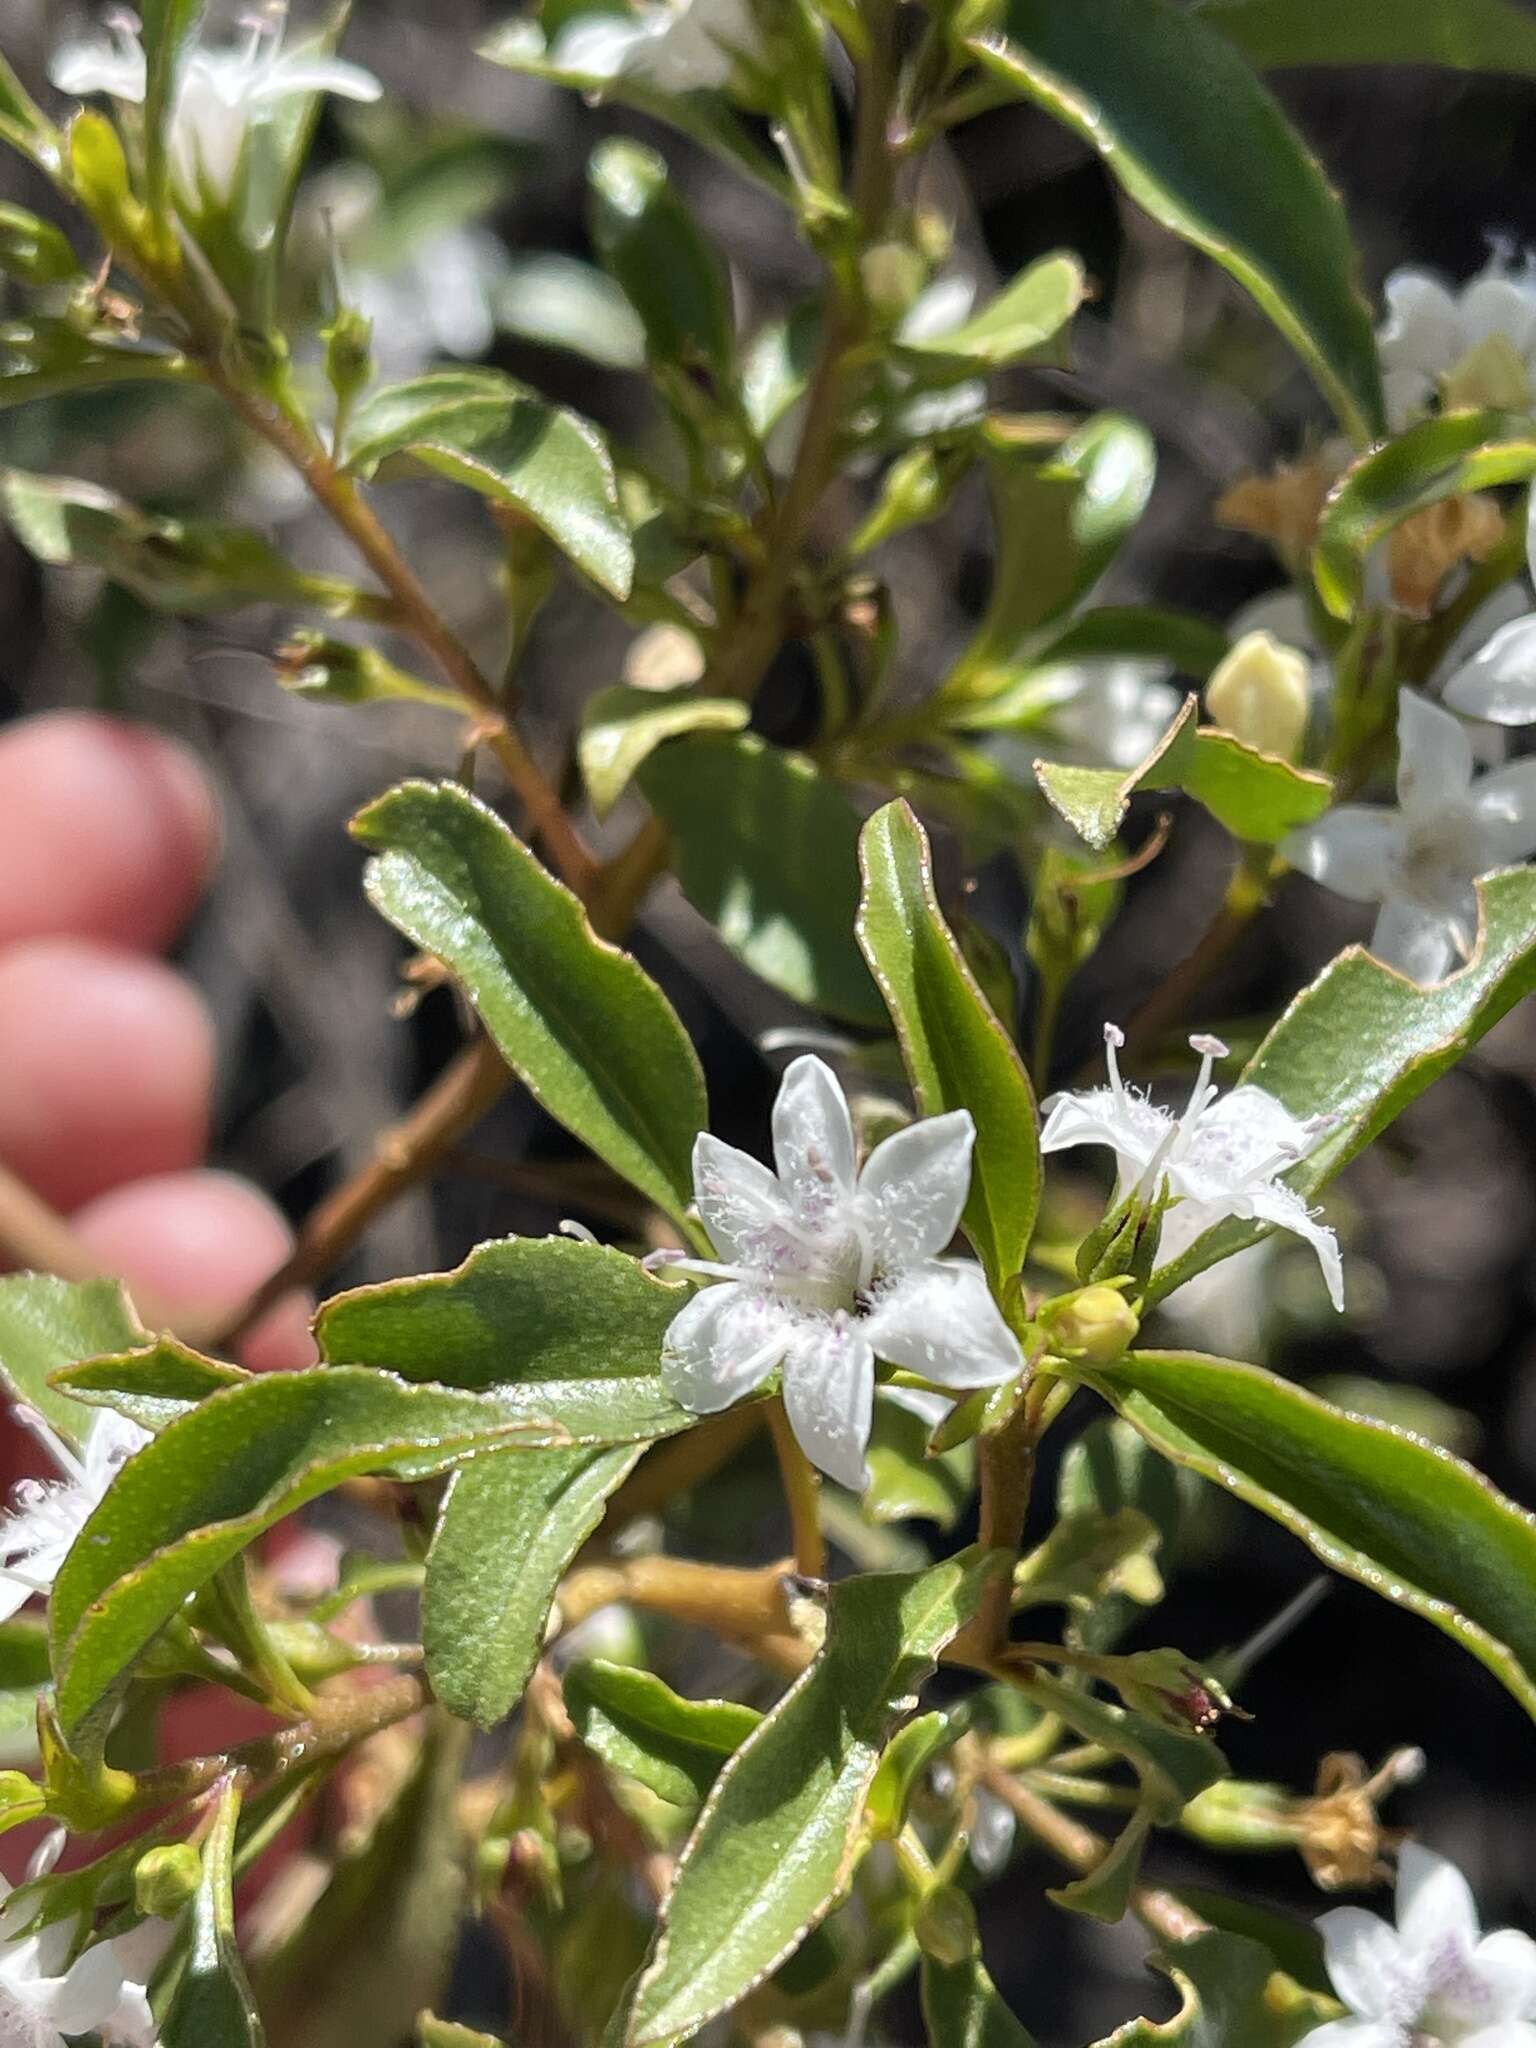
[1206,630,1311,761]
[1046,1284,1139,1364]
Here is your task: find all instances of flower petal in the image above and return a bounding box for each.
[1378,270,1464,374]
[1244,1183,1345,1311]
[772,1055,857,1202]
[1317,1905,1409,2022]
[1460,270,1536,354]
[861,1261,1022,1388]
[691,1132,794,1263]
[1443,612,1536,726]
[858,1110,975,1266]
[40,1941,128,2034]
[781,1319,875,1492]
[1371,897,1461,984]
[260,56,383,102]
[1459,2028,1536,2048]
[1471,758,1536,864]
[660,1284,786,1414]
[1397,1842,1483,1956]
[1282,809,1402,905]
[1470,1931,1536,2022]
[1040,1087,1171,1177]
[1291,2024,1401,2048]
[1396,688,1475,817]
[49,37,148,101]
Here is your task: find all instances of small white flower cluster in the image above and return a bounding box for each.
[0,1832,158,2046]
[0,1405,148,1623]
[553,0,763,94]
[1377,243,1536,429]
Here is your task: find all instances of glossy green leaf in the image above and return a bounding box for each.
[857,801,1040,1288]
[343,371,633,599]
[565,1661,761,1808]
[637,734,886,1026]
[864,1397,976,1530]
[163,1781,264,2048]
[54,1336,249,1432]
[0,205,79,287]
[626,1551,1001,2046]
[50,1370,555,1738]
[497,252,647,369]
[354,781,707,1221]
[0,1275,145,1448]
[589,139,735,381]
[425,1444,641,1727]
[1199,0,1536,75]
[1083,1348,1536,1721]
[865,1710,950,1840]
[923,1948,1040,2048]
[1311,412,1535,619]
[318,1236,694,1445]
[1089,1931,1327,2047]
[420,2022,506,2048]
[969,0,1383,437]
[579,684,749,818]
[0,1621,50,1759]
[1180,730,1333,844]
[898,252,1085,370]
[1034,698,1197,852]
[0,51,58,167]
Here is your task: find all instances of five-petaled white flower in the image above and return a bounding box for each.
[0,1831,158,2046]
[0,1405,148,1623]
[1298,1841,1536,2047]
[554,0,763,95]
[1377,245,1536,430]
[1283,689,1536,985]
[1443,514,1536,731]
[655,1056,1022,1491]
[51,6,382,204]
[1040,1025,1344,1308]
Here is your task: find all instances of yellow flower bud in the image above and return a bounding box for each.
[1206,630,1311,761]
[134,1842,203,1918]
[1046,1284,1140,1364]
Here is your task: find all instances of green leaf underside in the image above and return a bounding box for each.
[579,685,749,818]
[1312,412,1536,618]
[899,252,1086,369]
[1181,730,1333,843]
[54,1338,249,1432]
[50,1371,559,1737]
[1150,866,1536,1295]
[923,1950,1040,2048]
[343,371,633,598]
[1085,1349,1536,1720]
[970,0,1384,438]
[637,734,886,1026]
[857,802,1040,1288]
[1199,0,1536,76]
[626,1551,1001,2046]
[0,1274,146,1449]
[565,1661,761,1808]
[353,781,707,1221]
[1091,1931,1324,2046]
[1035,698,1197,851]
[164,1782,265,2048]
[864,1397,975,1529]
[424,1445,640,1727]
[316,1236,694,1444]
[588,138,735,380]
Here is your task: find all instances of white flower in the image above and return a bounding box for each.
[553,0,763,94]
[1298,1841,1536,2047]
[655,1056,1022,1491]
[0,1405,149,1622]
[969,1788,1016,1876]
[1040,1024,1344,1309]
[1377,244,1536,430]
[0,1833,158,2046]
[985,660,1183,791]
[1444,517,1536,729]
[51,6,382,204]
[1282,689,1536,984]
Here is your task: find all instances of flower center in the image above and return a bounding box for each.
[1395,806,1489,918]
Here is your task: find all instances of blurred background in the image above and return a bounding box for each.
[3,4,1536,2040]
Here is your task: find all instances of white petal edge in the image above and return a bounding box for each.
[859,1109,975,1267]
[1443,612,1536,725]
[1397,1842,1483,1958]
[1281,809,1401,904]
[691,1131,794,1263]
[1370,897,1460,985]
[771,1054,857,1199]
[781,1319,875,1492]
[1471,758,1536,864]
[1396,688,1475,818]
[861,1260,1022,1388]
[659,1284,786,1414]
[1316,1905,1409,2024]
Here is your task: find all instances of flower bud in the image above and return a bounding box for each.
[1206,631,1310,761]
[322,303,374,414]
[1110,1648,1245,1735]
[859,241,927,321]
[914,1884,977,1968]
[134,1842,203,1918]
[1180,1778,1296,1851]
[1044,1285,1139,1364]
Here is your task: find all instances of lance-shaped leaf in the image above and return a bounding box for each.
[565,1662,761,1808]
[163,1780,264,2048]
[898,252,1086,372]
[1081,1348,1536,1722]
[0,1275,145,1448]
[54,1336,248,1432]
[1198,0,1536,76]
[354,782,707,1222]
[579,684,748,818]
[637,734,886,1026]
[1034,698,1197,852]
[589,139,735,381]
[424,1444,641,1727]
[857,802,1040,1288]
[1312,412,1535,620]
[626,1551,1001,2046]
[1180,730,1333,845]
[317,1237,694,1445]
[1149,866,1536,1298]
[49,1370,556,1739]
[1088,1931,1327,2047]
[343,370,633,598]
[967,0,1383,438]
[923,1946,1040,2048]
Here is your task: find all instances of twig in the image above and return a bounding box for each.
[768,1398,827,1578]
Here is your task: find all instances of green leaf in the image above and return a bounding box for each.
[317,1236,695,1445]
[0,1274,146,1449]
[1150,866,1536,1296]
[923,1949,1040,2048]
[1083,1348,1536,1722]
[1088,1931,1326,2047]
[1034,697,1197,852]
[864,1397,976,1530]
[565,1661,761,1808]
[1199,0,1536,75]
[424,1445,640,1727]
[865,1710,950,1840]
[353,781,707,1221]
[1180,729,1333,845]
[1013,1508,1164,1627]
[275,633,461,711]
[497,252,647,369]
[588,138,735,381]
[343,371,633,599]
[857,801,1040,1289]
[626,1551,1001,2046]
[637,734,886,1026]
[0,205,79,287]
[49,1370,555,1739]
[1311,411,1535,619]
[0,1621,50,1759]
[54,1336,249,1432]
[420,2022,506,2048]
[944,415,1157,703]
[1024,841,1124,998]
[969,0,1383,438]
[1057,1418,1183,1650]
[579,684,749,818]
[898,252,1086,371]
[0,51,59,168]
[164,1781,265,2048]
